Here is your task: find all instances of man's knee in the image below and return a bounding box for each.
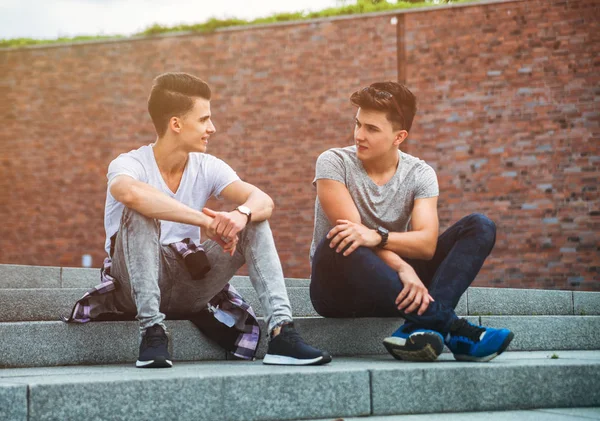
[464,213,496,251]
[121,207,160,232]
[238,219,271,244]
[246,219,270,232]
[313,235,376,267]
[314,236,335,259]
[112,207,161,267]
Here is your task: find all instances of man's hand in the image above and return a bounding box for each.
[395,264,435,316]
[202,207,246,255]
[327,219,381,256]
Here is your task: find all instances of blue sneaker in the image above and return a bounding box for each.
[446,318,514,362]
[383,322,444,362]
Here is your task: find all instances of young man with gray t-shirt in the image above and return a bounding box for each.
[310,82,514,362]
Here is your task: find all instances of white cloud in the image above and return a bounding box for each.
[0,0,342,40]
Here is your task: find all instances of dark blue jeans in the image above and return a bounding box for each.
[310,213,496,335]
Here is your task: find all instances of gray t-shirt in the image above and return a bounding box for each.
[310,146,439,261]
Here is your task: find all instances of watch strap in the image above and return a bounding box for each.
[376,226,389,248]
[235,206,252,224]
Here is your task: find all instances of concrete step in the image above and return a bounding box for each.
[0,264,310,289]
[309,407,600,420]
[2,264,600,323]
[1,351,599,421]
[4,282,600,323]
[0,317,439,368]
[0,286,322,320]
[1,316,598,368]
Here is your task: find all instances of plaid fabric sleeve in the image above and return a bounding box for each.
[169,238,202,258]
[62,239,261,360]
[61,257,117,323]
[221,283,261,360]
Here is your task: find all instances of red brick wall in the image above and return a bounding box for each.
[1,0,598,290]
[404,0,599,290]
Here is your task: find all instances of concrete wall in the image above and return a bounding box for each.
[1,0,598,290]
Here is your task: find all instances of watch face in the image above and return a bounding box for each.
[237,205,251,216]
[376,226,389,248]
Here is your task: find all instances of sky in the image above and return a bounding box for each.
[0,0,344,40]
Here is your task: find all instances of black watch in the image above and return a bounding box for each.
[376,226,389,248]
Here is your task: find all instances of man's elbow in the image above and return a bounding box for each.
[418,237,437,260]
[111,181,138,208]
[423,242,437,260]
[265,194,275,217]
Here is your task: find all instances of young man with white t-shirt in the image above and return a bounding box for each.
[310,82,514,362]
[101,72,330,368]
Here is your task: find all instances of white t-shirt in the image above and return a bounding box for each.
[103,144,239,255]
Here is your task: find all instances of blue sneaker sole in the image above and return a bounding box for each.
[383,333,444,362]
[453,331,515,362]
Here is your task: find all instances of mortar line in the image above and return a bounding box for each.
[27,384,31,421]
[466,287,470,316]
[369,369,374,416]
[571,290,575,315]
[396,13,406,85]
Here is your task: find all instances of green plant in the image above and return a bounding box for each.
[0,34,123,49]
[1,0,481,49]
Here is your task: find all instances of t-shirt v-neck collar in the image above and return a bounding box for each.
[149,145,189,196]
[358,150,403,189]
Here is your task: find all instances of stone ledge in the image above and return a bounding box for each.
[467,287,573,316]
[482,315,600,351]
[5,315,600,368]
[1,351,598,421]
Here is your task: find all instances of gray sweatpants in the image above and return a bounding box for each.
[110,208,293,334]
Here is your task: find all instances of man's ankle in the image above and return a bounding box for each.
[271,326,282,338]
[270,321,293,339]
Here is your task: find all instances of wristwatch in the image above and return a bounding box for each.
[235,205,252,224]
[376,226,389,248]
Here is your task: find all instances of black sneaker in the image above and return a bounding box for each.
[136,324,173,368]
[263,323,332,366]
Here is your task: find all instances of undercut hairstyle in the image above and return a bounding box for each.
[350,81,417,132]
[147,72,212,136]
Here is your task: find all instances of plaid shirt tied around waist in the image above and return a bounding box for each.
[61,239,261,360]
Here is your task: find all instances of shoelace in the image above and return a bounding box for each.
[144,328,168,348]
[451,319,485,343]
[280,326,301,345]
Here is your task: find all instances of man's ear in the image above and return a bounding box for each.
[168,116,182,134]
[394,130,409,147]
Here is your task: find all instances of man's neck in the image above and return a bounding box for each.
[361,149,400,178]
[152,137,188,175]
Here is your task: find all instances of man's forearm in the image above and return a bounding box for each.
[383,231,437,260]
[374,248,411,272]
[116,180,211,228]
[241,190,274,222]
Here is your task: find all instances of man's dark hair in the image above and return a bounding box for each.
[147,72,212,136]
[350,82,417,132]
